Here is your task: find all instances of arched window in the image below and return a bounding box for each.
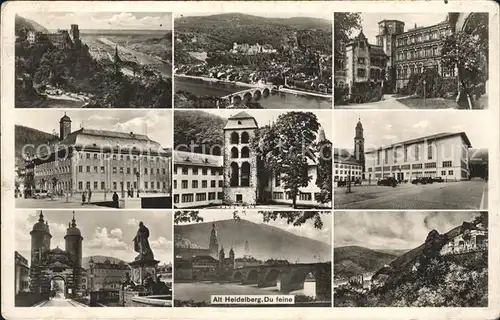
[241,162,250,187]
[231,132,239,144]
[230,162,239,187]
[241,146,250,158]
[212,146,221,156]
[231,147,239,158]
[241,132,250,144]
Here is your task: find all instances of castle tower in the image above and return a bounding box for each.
[59,113,72,141]
[30,211,52,265]
[70,24,79,41]
[219,247,225,268]
[64,211,84,295]
[29,211,52,293]
[223,111,259,205]
[375,19,405,82]
[354,118,365,178]
[209,223,219,257]
[229,246,235,267]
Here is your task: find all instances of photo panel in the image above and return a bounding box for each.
[15,209,173,307]
[173,210,332,307]
[173,109,332,209]
[173,12,332,109]
[333,12,489,110]
[15,11,173,108]
[15,109,173,209]
[333,210,488,307]
[333,111,489,210]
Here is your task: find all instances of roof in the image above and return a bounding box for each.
[370,45,387,57]
[228,111,254,120]
[334,148,362,166]
[174,151,223,167]
[365,132,472,153]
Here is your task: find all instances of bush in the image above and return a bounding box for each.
[350,81,383,104]
[334,86,349,104]
[400,69,457,99]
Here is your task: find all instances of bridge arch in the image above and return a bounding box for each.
[253,89,262,100]
[233,271,243,282]
[50,275,67,299]
[243,92,253,102]
[247,269,259,282]
[263,88,270,96]
[266,269,281,282]
[232,95,242,105]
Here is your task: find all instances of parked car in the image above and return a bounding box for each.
[412,177,434,185]
[377,177,397,187]
[433,177,444,183]
[33,189,49,199]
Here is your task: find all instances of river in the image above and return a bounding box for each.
[175,77,332,109]
[175,282,284,303]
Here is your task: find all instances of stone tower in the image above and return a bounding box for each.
[59,113,72,141]
[229,246,235,268]
[209,223,218,257]
[70,24,79,41]
[30,211,52,265]
[219,247,225,268]
[376,20,405,67]
[223,111,258,205]
[30,211,52,293]
[64,211,83,294]
[354,118,365,178]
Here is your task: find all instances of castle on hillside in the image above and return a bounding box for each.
[28,211,86,298]
[26,24,80,49]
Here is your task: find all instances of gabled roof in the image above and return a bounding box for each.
[174,151,223,167]
[228,111,254,120]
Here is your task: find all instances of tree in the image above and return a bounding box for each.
[334,13,361,70]
[174,210,204,224]
[253,112,320,208]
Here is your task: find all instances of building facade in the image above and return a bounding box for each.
[364,132,471,182]
[87,258,130,291]
[174,111,331,208]
[334,119,365,182]
[24,113,172,199]
[440,220,488,256]
[15,251,30,294]
[29,211,85,298]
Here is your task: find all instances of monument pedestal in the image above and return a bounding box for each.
[128,259,159,286]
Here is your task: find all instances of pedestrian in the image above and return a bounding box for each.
[81,191,86,205]
[88,189,92,203]
[112,191,119,208]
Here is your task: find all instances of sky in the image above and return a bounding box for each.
[16,210,172,266]
[16,110,172,148]
[202,110,333,141]
[334,211,481,250]
[356,13,447,45]
[334,111,490,151]
[19,12,172,30]
[175,12,332,20]
[178,210,332,246]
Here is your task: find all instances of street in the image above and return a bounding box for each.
[334,180,487,209]
[16,197,104,209]
[35,298,84,307]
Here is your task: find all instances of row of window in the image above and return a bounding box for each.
[174,166,221,176]
[396,65,456,79]
[76,181,167,191]
[231,147,250,158]
[175,180,223,189]
[78,166,167,175]
[230,132,250,144]
[395,28,451,47]
[335,170,362,176]
[396,47,440,61]
[174,192,224,203]
[371,170,455,178]
[368,161,454,172]
[376,144,434,165]
[78,152,167,162]
[272,191,319,201]
[335,164,362,170]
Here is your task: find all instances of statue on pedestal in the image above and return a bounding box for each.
[133,221,154,261]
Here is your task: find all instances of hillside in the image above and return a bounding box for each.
[15,15,49,33]
[334,246,398,278]
[175,218,331,263]
[15,125,58,160]
[173,110,226,152]
[82,255,127,269]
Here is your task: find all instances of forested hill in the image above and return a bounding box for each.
[15,15,49,33]
[15,125,58,160]
[174,110,226,153]
[175,13,332,53]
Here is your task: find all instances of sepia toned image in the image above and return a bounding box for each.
[15,12,172,108]
[174,110,332,209]
[173,12,332,109]
[334,211,488,307]
[334,111,489,210]
[15,210,173,307]
[334,12,489,109]
[15,110,173,209]
[174,210,332,307]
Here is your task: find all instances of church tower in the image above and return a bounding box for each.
[354,118,365,178]
[65,211,83,295]
[229,246,235,268]
[59,113,72,141]
[209,223,219,257]
[223,111,258,205]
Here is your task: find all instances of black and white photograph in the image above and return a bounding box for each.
[173,12,332,109]
[333,211,488,307]
[173,110,332,209]
[334,111,489,210]
[15,210,173,307]
[15,12,172,108]
[174,210,332,307]
[15,110,173,209]
[334,12,489,109]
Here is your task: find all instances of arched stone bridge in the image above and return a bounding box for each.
[222,84,275,105]
[231,262,331,299]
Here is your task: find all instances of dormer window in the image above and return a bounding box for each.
[237,121,242,125]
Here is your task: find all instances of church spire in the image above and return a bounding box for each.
[38,211,44,222]
[71,211,77,227]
